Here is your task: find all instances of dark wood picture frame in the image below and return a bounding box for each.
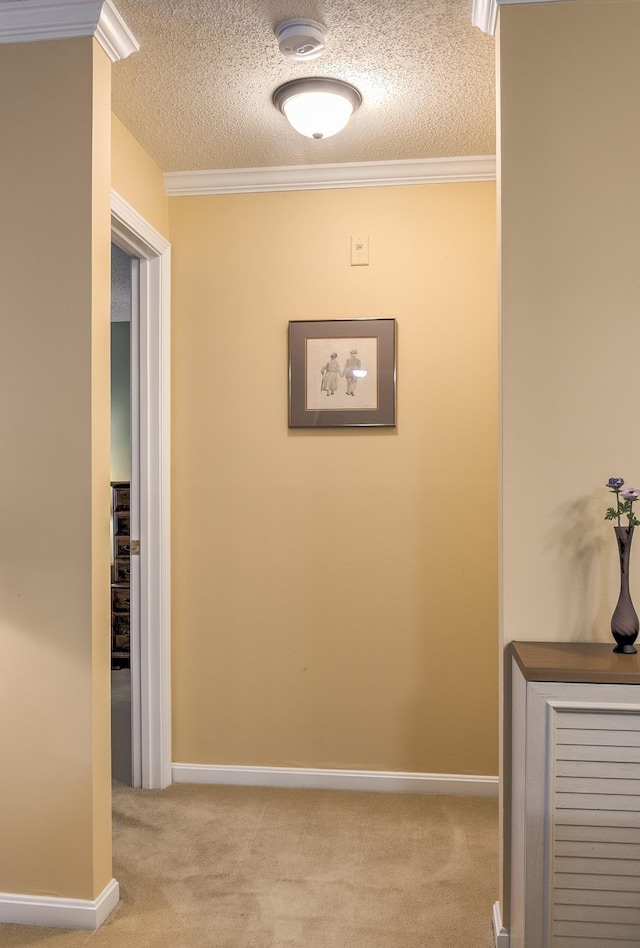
[289,318,396,428]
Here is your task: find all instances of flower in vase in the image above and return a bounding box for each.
[605,477,640,528]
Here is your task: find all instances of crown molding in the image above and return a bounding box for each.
[95,0,138,62]
[473,0,569,36]
[164,156,497,197]
[472,0,498,35]
[0,0,138,62]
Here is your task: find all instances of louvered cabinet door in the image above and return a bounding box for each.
[511,665,640,948]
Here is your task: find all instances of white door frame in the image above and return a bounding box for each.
[111,189,172,789]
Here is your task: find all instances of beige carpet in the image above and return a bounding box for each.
[1,783,498,947]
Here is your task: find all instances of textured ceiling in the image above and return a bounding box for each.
[110,0,496,173]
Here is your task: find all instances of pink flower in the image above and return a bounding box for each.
[604,477,640,528]
[622,488,640,501]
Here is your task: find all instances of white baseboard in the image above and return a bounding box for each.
[0,878,119,930]
[172,763,499,796]
[492,901,510,947]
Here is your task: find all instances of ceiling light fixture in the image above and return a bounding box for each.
[272,78,362,141]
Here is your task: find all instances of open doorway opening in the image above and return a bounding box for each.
[111,190,172,790]
[110,243,134,786]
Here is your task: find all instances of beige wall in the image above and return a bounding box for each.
[170,183,498,775]
[500,0,640,648]
[498,0,640,920]
[112,113,169,239]
[0,38,112,899]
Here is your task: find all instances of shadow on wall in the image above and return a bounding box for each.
[546,490,614,643]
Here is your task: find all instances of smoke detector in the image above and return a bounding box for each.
[275,18,327,61]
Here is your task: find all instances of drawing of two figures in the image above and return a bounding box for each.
[320,349,361,398]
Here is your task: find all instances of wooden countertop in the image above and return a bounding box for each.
[511,641,640,684]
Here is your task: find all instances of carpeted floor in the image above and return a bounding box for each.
[1,783,498,947]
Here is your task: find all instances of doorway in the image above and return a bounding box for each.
[110,242,134,785]
[111,190,172,790]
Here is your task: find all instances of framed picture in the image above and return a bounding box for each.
[289,318,396,428]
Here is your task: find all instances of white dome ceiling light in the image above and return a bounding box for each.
[272,77,362,141]
[275,18,327,61]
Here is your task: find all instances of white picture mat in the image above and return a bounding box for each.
[305,337,378,411]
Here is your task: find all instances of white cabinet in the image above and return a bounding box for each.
[509,643,640,948]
